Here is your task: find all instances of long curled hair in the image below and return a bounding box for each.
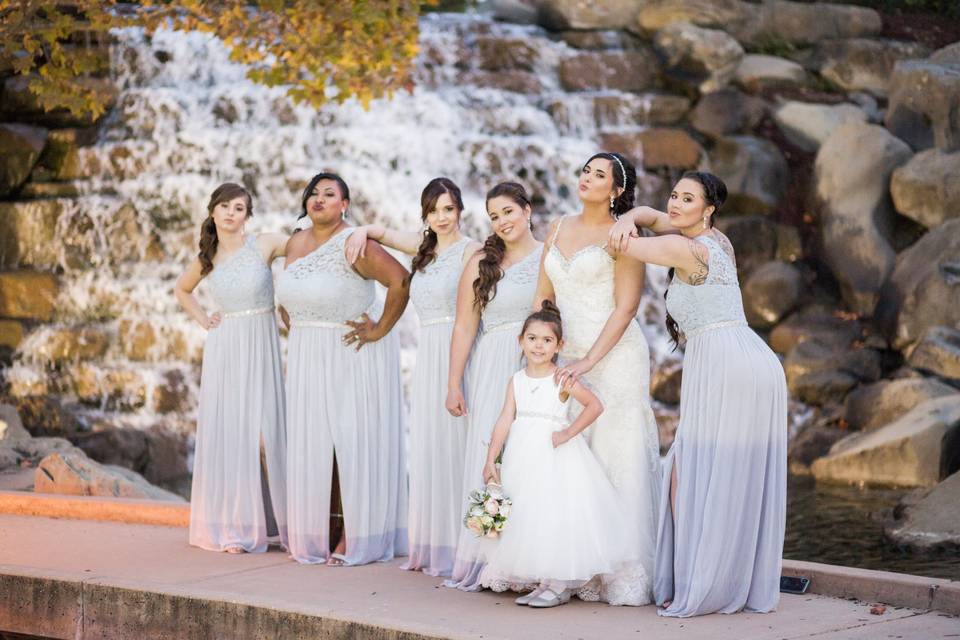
[410,177,465,280]
[665,171,728,348]
[473,182,533,311]
[198,182,253,276]
[298,172,350,220]
[584,152,636,218]
[520,299,564,362]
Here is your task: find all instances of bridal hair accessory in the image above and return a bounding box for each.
[610,154,626,188]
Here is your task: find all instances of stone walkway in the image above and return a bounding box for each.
[0,515,957,639]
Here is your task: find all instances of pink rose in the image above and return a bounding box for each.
[483,498,500,515]
[466,517,484,537]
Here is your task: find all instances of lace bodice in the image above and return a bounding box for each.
[206,235,275,313]
[276,228,374,323]
[512,370,569,424]
[410,237,471,323]
[543,218,644,357]
[665,234,746,339]
[481,245,542,332]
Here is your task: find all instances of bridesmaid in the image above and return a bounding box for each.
[277,172,410,566]
[609,171,787,616]
[175,182,288,554]
[345,177,481,577]
[445,182,543,591]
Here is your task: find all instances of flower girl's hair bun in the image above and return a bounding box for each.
[520,300,563,341]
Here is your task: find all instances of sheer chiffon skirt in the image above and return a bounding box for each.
[285,324,408,566]
[654,326,787,617]
[189,312,287,553]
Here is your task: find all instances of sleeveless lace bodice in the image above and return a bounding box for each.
[481,245,543,332]
[512,370,569,425]
[276,228,374,323]
[206,234,275,313]
[410,237,471,324]
[543,218,644,357]
[665,234,746,340]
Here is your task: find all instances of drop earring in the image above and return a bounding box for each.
[609,195,615,210]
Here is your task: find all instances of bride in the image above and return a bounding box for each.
[534,152,660,606]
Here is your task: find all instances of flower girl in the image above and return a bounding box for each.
[478,301,636,608]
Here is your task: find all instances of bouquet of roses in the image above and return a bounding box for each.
[463,482,512,538]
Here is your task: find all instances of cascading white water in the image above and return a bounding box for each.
[7,12,679,437]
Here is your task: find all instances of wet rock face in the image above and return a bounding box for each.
[0,124,47,196]
[877,219,960,351]
[600,127,702,169]
[0,271,58,321]
[885,470,960,549]
[885,59,960,153]
[559,50,658,92]
[814,122,913,316]
[890,149,960,229]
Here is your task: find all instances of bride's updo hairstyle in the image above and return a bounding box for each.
[583,151,636,219]
[664,171,729,348]
[473,181,534,311]
[520,300,564,363]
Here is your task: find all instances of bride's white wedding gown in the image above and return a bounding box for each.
[543,218,661,606]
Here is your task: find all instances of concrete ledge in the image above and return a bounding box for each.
[782,559,960,615]
[0,490,189,527]
[0,566,83,640]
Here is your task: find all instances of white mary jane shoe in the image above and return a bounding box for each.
[515,586,547,606]
[527,588,572,608]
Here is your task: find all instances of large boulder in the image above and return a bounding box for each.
[814,122,912,315]
[475,36,540,72]
[885,60,960,152]
[689,88,767,139]
[788,424,848,475]
[559,50,658,92]
[708,135,788,214]
[0,404,30,443]
[885,470,960,549]
[811,395,960,487]
[536,0,644,30]
[769,305,863,355]
[653,22,744,93]
[930,42,960,65]
[0,124,48,196]
[772,101,868,153]
[889,148,960,229]
[0,271,59,321]
[908,326,960,384]
[34,449,185,501]
[817,38,931,97]
[635,0,754,37]
[844,377,958,432]
[714,214,802,279]
[877,218,960,350]
[601,128,703,170]
[784,338,882,406]
[742,260,805,329]
[735,54,807,92]
[72,424,189,488]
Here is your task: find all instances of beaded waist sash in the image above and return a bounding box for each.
[421,315,455,327]
[222,306,274,319]
[685,319,748,340]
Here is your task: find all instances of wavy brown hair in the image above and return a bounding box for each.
[198,183,253,276]
[664,171,728,348]
[410,177,464,280]
[473,182,532,311]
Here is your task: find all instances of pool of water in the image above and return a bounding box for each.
[785,474,960,581]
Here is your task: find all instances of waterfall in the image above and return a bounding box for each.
[6,12,679,440]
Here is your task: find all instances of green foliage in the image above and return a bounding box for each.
[0,1,434,119]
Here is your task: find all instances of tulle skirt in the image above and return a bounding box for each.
[480,416,636,589]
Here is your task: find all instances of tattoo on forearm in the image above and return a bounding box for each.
[686,241,709,285]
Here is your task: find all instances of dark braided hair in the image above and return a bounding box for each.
[584,152,636,218]
[473,182,533,311]
[198,183,252,276]
[665,171,728,348]
[410,177,464,280]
